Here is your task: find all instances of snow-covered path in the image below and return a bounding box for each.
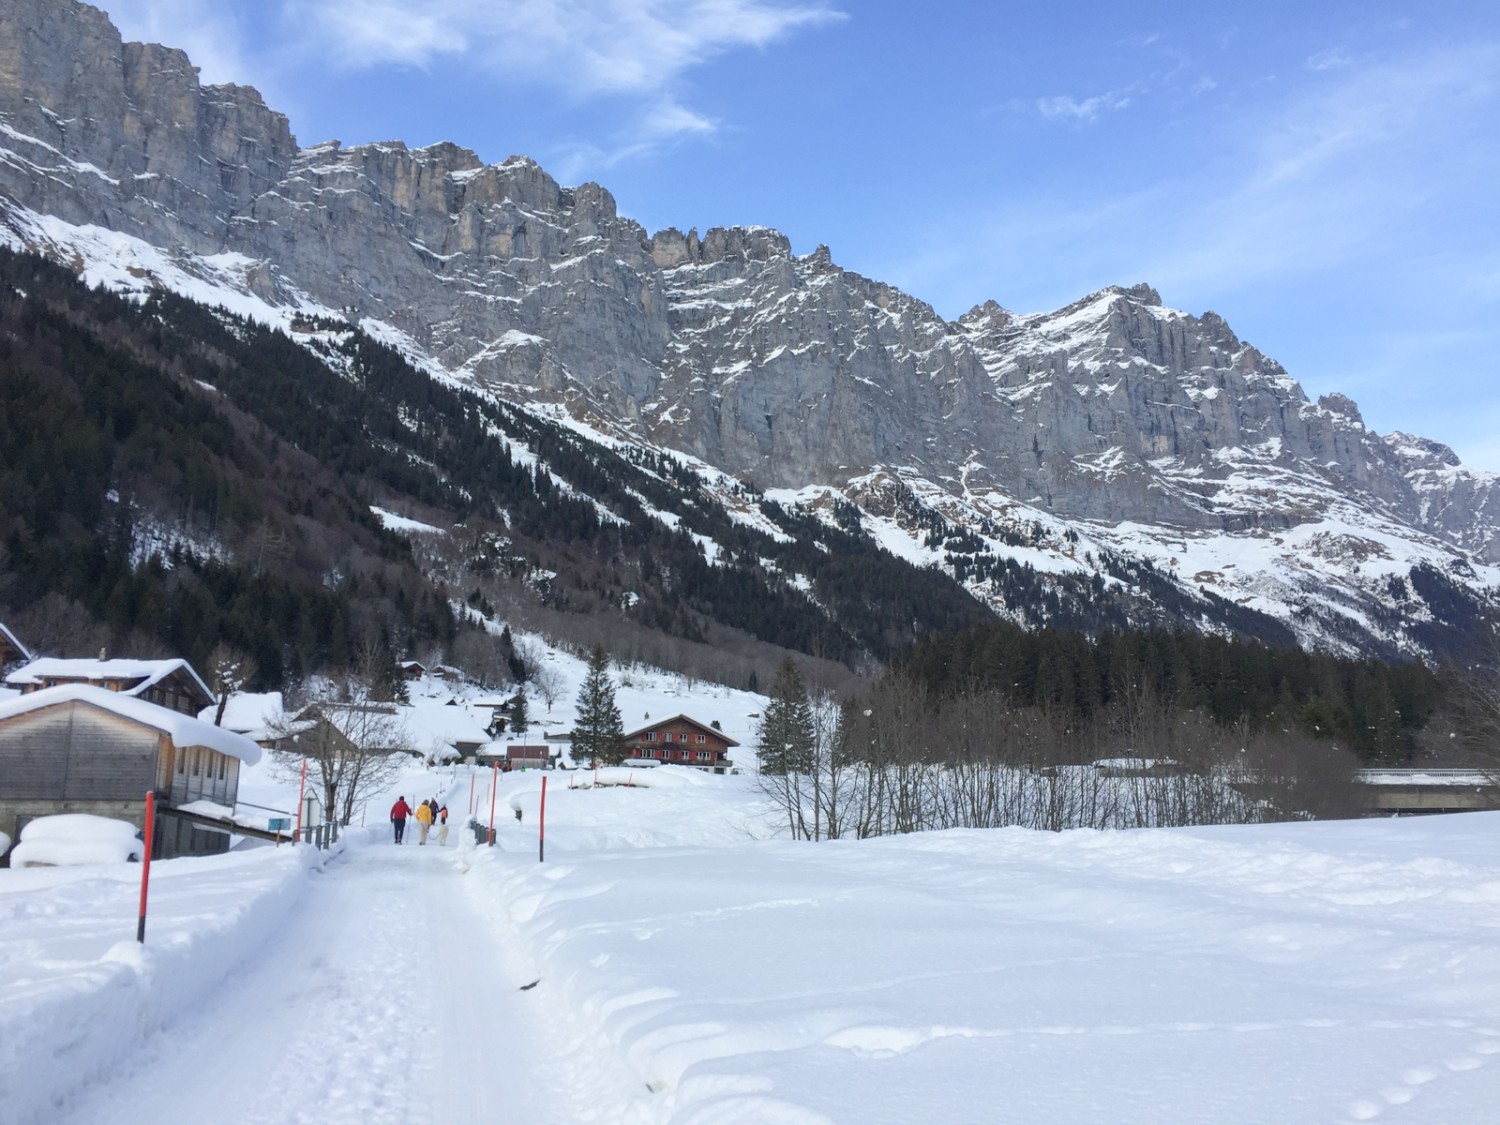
[50,838,617,1124]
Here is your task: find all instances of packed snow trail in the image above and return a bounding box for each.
[50,837,629,1124]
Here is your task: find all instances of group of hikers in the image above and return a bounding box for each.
[389,795,448,845]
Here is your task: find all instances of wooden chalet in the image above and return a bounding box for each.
[5,656,214,717]
[0,622,30,673]
[0,684,263,863]
[623,715,738,773]
[283,701,413,758]
[399,660,427,681]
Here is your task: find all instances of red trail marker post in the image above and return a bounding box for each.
[136,791,156,943]
[539,775,548,863]
[488,761,499,845]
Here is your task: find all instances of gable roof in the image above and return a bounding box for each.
[0,622,30,664]
[623,714,740,746]
[0,684,262,764]
[308,701,412,752]
[5,656,213,703]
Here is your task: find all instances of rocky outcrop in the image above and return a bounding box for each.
[3,0,1499,575]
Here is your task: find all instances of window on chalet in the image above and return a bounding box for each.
[218,754,226,781]
[696,751,710,761]
[697,734,706,743]
[191,749,201,776]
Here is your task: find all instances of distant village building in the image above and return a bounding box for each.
[0,622,30,674]
[5,657,214,717]
[470,694,516,735]
[0,684,262,863]
[503,744,551,770]
[280,697,489,762]
[624,715,738,773]
[399,660,427,681]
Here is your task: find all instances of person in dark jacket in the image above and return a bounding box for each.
[390,796,412,844]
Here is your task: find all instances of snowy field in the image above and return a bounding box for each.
[6,736,1500,1124]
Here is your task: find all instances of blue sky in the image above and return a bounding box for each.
[102,2,1500,469]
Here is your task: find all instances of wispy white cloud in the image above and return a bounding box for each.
[1135,41,1498,293]
[285,0,843,95]
[889,41,1500,318]
[98,0,251,86]
[550,96,718,181]
[1035,91,1131,124]
[1304,47,1354,71]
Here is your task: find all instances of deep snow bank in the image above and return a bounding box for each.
[467,814,1500,1125]
[0,841,330,1124]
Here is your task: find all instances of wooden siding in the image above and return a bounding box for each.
[0,703,157,800]
[0,700,242,807]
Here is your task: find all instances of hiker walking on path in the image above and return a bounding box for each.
[415,797,434,845]
[391,796,412,844]
[437,803,450,846]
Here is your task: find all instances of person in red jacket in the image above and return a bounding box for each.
[390,796,412,844]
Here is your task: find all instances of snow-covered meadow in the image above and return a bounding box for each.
[7,645,1500,1123]
[11,750,1500,1123]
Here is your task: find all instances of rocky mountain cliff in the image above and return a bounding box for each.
[2,0,1498,661]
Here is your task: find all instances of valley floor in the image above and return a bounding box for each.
[6,770,1500,1124]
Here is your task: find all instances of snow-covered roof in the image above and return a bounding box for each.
[402,699,489,750]
[6,656,213,702]
[314,702,413,751]
[0,621,30,663]
[0,684,262,764]
[196,691,285,740]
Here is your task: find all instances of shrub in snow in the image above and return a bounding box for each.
[8,814,144,867]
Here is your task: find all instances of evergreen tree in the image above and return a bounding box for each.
[757,657,815,775]
[364,639,410,704]
[508,692,530,738]
[572,644,625,766]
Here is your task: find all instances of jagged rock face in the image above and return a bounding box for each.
[3,0,1499,568]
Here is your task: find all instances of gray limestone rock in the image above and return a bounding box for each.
[3,0,1498,572]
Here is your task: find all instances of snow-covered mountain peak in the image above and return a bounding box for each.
[4,0,1500,659]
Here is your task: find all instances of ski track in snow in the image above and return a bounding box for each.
[48,840,637,1124]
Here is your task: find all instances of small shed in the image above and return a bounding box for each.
[505,744,552,770]
[0,684,263,863]
[623,715,738,773]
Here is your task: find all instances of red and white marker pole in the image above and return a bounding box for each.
[137,791,156,943]
[488,761,499,846]
[539,775,548,863]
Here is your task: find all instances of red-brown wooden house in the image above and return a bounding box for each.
[623,715,738,773]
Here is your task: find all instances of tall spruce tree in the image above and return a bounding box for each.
[757,657,815,775]
[573,644,626,766]
[507,691,530,738]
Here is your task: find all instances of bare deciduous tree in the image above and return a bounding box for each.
[272,684,412,825]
